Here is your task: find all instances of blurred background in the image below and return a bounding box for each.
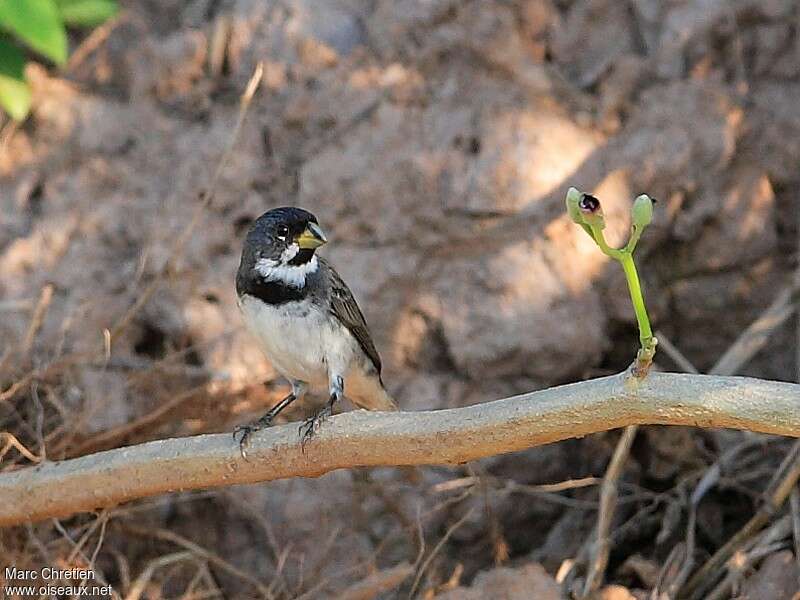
[1,0,799,598]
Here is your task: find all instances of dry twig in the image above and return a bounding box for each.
[122,525,273,599]
[62,385,207,457]
[125,551,194,600]
[20,284,54,360]
[582,424,638,596]
[660,440,761,596]
[336,562,414,600]
[681,438,800,598]
[655,330,699,374]
[66,14,127,71]
[704,516,793,600]
[107,62,263,342]
[791,487,800,590]
[710,280,800,377]
[0,431,42,464]
[409,507,476,598]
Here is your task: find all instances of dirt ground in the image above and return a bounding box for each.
[1,0,800,598]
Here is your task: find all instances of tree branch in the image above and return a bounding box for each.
[1,372,798,527]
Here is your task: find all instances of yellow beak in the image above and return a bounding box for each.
[296,222,327,249]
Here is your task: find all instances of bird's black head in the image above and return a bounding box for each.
[243,207,327,267]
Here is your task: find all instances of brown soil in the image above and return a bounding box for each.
[1,1,799,598]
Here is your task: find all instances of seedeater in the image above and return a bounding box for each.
[234,207,396,454]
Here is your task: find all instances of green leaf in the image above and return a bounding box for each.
[57,0,117,27]
[0,38,31,120]
[0,0,68,65]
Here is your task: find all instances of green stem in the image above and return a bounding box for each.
[619,253,652,346]
[624,225,643,254]
[589,225,623,261]
[576,192,657,376]
[588,225,652,346]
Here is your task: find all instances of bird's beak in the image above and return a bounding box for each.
[296,222,327,249]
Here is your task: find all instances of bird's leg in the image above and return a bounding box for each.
[299,375,343,449]
[234,381,306,458]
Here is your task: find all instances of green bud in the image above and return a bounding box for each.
[632,194,654,228]
[565,187,584,224]
[579,193,605,230]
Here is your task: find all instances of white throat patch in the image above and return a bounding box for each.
[279,244,299,264]
[255,251,319,288]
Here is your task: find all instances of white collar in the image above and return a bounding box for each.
[255,254,319,288]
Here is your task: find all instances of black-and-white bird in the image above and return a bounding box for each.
[234,207,397,453]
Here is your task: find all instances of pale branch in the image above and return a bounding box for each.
[1,372,799,527]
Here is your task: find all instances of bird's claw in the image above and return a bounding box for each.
[233,415,273,459]
[299,405,332,450]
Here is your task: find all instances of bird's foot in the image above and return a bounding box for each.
[233,414,274,458]
[299,405,332,450]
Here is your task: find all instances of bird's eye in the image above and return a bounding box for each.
[276,225,289,241]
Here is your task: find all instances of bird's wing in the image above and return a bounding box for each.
[324,261,382,375]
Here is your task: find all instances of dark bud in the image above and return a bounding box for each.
[579,193,605,230]
[579,194,601,213]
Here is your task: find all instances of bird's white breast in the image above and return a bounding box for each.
[239,294,360,388]
[239,295,328,384]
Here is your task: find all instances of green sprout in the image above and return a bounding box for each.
[565,187,658,376]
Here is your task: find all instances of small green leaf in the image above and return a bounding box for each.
[57,0,117,27]
[0,38,31,120]
[0,0,68,65]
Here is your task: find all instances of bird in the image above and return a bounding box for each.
[233,206,397,455]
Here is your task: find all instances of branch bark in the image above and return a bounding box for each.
[1,372,799,527]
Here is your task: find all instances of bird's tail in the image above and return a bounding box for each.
[350,375,398,412]
[371,383,398,411]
